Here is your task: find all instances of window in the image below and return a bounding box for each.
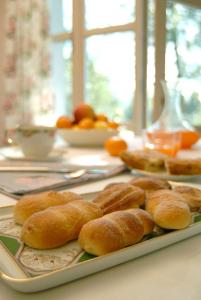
[48,0,201,132]
[48,0,147,132]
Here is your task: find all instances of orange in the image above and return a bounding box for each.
[104,136,128,156]
[94,121,108,129]
[74,103,95,123]
[96,114,108,122]
[56,116,72,128]
[107,121,120,129]
[180,130,200,149]
[78,118,94,129]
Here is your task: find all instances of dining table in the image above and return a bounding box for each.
[0,137,201,300]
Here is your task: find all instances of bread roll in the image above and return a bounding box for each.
[145,190,186,215]
[78,210,144,256]
[21,200,103,249]
[146,190,191,229]
[93,183,145,214]
[153,200,191,229]
[127,208,154,235]
[129,177,171,194]
[14,190,83,225]
[174,185,201,212]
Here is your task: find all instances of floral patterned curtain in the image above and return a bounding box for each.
[4,0,53,131]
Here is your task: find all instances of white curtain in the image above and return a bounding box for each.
[3,0,54,133]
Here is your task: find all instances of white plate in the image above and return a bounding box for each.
[0,188,201,293]
[131,168,201,182]
[58,128,119,147]
[0,147,64,162]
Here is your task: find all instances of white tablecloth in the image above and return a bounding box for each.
[0,142,201,299]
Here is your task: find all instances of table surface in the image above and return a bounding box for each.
[0,141,201,299]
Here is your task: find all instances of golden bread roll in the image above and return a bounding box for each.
[14,190,83,225]
[145,190,191,229]
[165,158,201,175]
[173,185,201,211]
[78,210,144,256]
[127,208,154,235]
[120,150,166,172]
[145,189,186,215]
[153,200,191,229]
[129,177,171,194]
[21,200,103,249]
[93,183,145,214]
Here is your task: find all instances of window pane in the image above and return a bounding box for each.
[166,2,201,128]
[62,0,72,32]
[50,41,72,117]
[48,0,72,34]
[85,32,135,121]
[85,0,135,29]
[166,2,201,81]
[179,79,201,130]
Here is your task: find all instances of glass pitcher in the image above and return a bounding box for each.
[144,80,200,156]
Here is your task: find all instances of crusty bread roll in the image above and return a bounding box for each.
[127,208,154,235]
[166,158,201,175]
[93,183,145,214]
[153,200,191,230]
[120,150,166,172]
[21,200,103,249]
[145,190,186,215]
[146,190,191,229]
[14,190,83,225]
[129,177,171,193]
[78,210,144,256]
[174,185,201,212]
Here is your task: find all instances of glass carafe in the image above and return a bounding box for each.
[144,80,200,156]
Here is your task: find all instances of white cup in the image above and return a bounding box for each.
[14,126,56,159]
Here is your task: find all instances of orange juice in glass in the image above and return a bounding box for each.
[144,130,181,157]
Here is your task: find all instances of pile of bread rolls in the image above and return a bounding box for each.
[13,177,201,256]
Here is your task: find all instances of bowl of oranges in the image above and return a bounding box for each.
[56,104,120,147]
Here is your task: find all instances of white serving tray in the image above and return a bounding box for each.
[0,195,201,293]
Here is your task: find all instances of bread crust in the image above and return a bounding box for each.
[129,177,171,193]
[21,200,103,249]
[93,183,145,214]
[153,200,191,229]
[78,210,144,256]
[127,208,154,235]
[145,189,191,229]
[174,185,201,211]
[13,190,83,225]
[145,189,186,215]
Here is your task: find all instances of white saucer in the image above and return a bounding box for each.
[0,147,66,162]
